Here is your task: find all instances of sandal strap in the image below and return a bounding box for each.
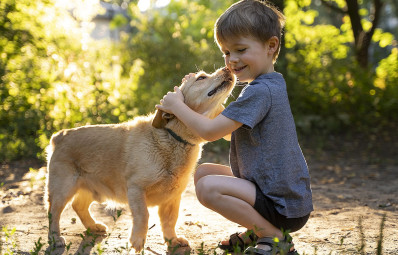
[244,246,272,255]
[229,232,245,246]
[248,231,259,242]
[245,237,274,255]
[241,230,258,243]
[219,231,256,252]
[256,237,275,246]
[245,237,296,255]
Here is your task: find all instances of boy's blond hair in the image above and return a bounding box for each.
[214,0,285,62]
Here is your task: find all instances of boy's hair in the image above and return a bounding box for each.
[215,0,286,62]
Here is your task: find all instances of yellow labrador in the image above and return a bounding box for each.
[45,67,235,253]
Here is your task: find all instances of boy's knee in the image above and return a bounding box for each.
[195,176,219,207]
[194,163,211,185]
[195,177,206,204]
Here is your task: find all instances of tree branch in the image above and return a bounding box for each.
[367,0,383,39]
[320,0,346,14]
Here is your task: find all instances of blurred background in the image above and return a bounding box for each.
[0,0,397,162]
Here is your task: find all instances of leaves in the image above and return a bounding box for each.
[0,0,396,161]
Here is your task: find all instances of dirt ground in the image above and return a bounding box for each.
[1,136,398,255]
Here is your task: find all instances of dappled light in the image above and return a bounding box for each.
[0,0,397,254]
[1,0,396,160]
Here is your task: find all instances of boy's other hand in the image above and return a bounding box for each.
[182,73,195,83]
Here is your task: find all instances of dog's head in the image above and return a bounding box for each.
[152,67,236,128]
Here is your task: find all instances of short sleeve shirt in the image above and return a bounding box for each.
[222,72,313,218]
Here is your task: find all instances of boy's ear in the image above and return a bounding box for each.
[267,36,279,53]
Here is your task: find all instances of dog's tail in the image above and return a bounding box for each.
[44,130,66,210]
[45,130,66,162]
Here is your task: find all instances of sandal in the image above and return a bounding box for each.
[244,236,298,255]
[218,231,258,252]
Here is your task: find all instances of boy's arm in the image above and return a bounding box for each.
[156,87,242,142]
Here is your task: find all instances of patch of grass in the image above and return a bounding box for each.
[377,214,386,255]
[0,214,389,254]
[0,226,17,255]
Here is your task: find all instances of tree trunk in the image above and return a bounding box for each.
[345,0,383,68]
[322,0,383,68]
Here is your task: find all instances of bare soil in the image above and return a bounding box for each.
[1,136,397,254]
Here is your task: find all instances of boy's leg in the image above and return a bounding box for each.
[194,163,234,185]
[195,168,284,240]
[195,163,253,246]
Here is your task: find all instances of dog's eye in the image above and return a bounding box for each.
[196,76,207,81]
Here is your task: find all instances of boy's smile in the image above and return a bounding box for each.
[220,36,276,83]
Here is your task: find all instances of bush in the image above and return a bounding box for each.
[0,0,396,162]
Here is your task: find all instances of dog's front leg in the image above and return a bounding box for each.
[127,186,149,253]
[158,195,189,249]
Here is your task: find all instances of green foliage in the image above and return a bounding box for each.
[0,226,17,254]
[119,0,234,114]
[0,0,397,162]
[283,0,397,134]
[0,0,138,161]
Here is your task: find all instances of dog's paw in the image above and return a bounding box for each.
[48,234,66,248]
[130,235,146,253]
[167,237,191,255]
[90,222,108,233]
[170,237,189,247]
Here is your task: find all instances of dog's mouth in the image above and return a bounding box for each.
[207,77,233,97]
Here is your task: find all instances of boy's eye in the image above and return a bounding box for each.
[196,76,207,81]
[223,51,230,57]
[238,48,246,52]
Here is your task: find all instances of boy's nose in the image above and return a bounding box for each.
[229,55,239,63]
[229,53,239,63]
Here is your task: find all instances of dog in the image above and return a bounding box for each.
[45,67,235,253]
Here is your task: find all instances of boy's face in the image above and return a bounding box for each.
[220,36,275,83]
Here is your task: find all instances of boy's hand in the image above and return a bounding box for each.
[156,86,185,114]
[182,73,195,83]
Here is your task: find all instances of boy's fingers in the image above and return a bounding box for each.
[182,73,196,82]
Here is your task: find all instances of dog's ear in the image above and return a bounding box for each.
[152,110,175,128]
[152,109,166,128]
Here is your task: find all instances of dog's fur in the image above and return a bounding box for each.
[45,67,235,252]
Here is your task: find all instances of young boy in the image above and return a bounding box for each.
[156,0,313,254]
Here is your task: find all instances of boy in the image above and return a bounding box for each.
[156,0,313,254]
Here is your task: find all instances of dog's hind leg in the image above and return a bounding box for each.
[47,162,79,247]
[72,189,107,233]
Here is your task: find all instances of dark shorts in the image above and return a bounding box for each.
[253,185,310,233]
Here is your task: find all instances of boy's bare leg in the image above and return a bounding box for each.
[194,163,234,185]
[194,163,286,250]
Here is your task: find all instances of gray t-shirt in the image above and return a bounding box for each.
[222,72,313,218]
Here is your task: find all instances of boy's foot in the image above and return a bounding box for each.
[218,231,258,252]
[244,237,298,255]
